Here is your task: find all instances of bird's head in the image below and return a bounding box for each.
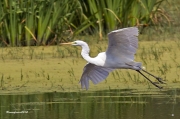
[61,40,87,46]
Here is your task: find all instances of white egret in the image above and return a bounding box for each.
[61,27,164,90]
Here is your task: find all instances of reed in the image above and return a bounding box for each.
[0,0,170,46]
[0,0,83,46]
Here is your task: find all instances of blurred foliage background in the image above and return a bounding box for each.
[0,0,178,46]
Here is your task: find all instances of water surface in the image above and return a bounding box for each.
[0,89,180,119]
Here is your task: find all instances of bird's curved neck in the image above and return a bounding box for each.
[81,44,95,63]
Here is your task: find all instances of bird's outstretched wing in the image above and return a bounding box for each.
[80,63,114,90]
[106,27,139,60]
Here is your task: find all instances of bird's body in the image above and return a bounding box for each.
[79,41,141,69]
[61,27,164,89]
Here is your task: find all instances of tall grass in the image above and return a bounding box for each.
[0,0,85,46]
[81,0,170,37]
[0,0,171,46]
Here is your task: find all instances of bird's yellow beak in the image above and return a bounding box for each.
[60,42,75,45]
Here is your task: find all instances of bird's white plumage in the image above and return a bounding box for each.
[65,27,141,90]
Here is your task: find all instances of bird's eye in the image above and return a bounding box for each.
[72,41,78,45]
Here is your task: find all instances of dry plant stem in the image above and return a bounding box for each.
[136,70,163,89]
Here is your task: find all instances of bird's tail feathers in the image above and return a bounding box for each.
[126,61,141,67]
[126,61,143,70]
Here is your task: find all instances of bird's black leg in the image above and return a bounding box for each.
[136,70,163,89]
[140,69,165,84]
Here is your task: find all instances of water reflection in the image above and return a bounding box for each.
[0,89,180,119]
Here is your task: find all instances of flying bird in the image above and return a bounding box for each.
[61,27,164,90]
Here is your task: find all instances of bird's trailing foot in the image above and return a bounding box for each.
[155,77,165,84]
[140,69,165,84]
[136,70,163,89]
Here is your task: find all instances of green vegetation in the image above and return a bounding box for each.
[0,0,171,46]
[0,0,85,46]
